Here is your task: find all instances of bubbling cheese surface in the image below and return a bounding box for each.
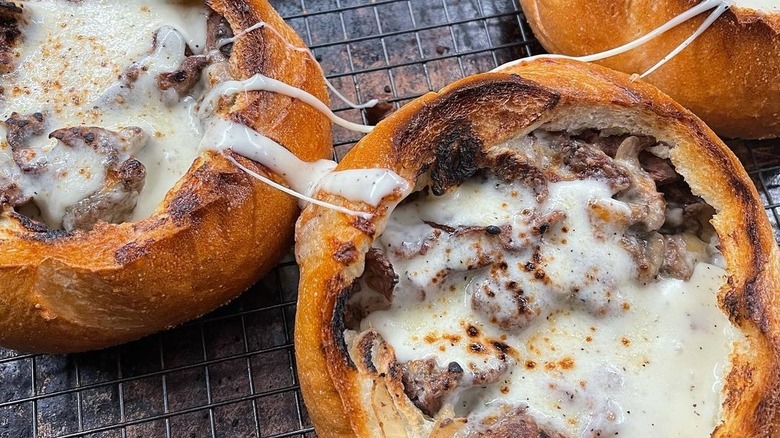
[0,0,208,225]
[362,173,737,436]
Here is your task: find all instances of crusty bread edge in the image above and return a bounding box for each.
[0,0,332,353]
[294,58,780,437]
[517,0,780,139]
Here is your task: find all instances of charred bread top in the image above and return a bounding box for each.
[294,58,780,437]
[517,0,780,139]
[0,0,331,353]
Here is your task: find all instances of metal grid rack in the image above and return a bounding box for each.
[1,1,778,437]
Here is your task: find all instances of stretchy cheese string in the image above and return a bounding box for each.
[200,74,374,133]
[219,21,380,112]
[494,0,729,78]
[226,156,373,219]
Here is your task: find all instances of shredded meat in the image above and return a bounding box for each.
[559,138,631,191]
[660,234,694,279]
[0,1,22,74]
[613,136,666,230]
[205,9,233,57]
[62,158,146,231]
[50,126,149,231]
[401,358,463,417]
[363,248,397,300]
[468,407,566,438]
[622,232,665,282]
[5,112,47,173]
[640,151,680,186]
[157,55,208,97]
[0,175,26,206]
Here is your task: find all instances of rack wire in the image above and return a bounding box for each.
[1,1,778,437]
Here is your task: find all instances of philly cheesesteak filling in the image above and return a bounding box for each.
[0,1,238,231]
[343,130,734,437]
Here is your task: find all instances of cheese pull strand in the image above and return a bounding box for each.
[200,118,407,218]
[200,74,374,133]
[219,20,380,111]
[495,0,725,77]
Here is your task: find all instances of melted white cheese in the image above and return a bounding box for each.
[1,0,208,225]
[729,0,780,11]
[200,118,407,210]
[363,176,737,437]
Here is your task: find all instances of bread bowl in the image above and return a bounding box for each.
[516,0,780,139]
[294,58,780,437]
[0,0,332,353]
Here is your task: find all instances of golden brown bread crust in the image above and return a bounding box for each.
[517,0,780,139]
[294,58,780,437]
[0,0,332,353]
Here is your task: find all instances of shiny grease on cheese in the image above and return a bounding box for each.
[356,132,738,436]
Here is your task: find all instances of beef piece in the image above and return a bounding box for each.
[4,112,47,173]
[639,151,680,187]
[661,180,702,206]
[157,55,208,97]
[49,126,147,159]
[660,234,694,280]
[468,407,566,438]
[559,138,630,192]
[363,248,397,300]
[401,358,463,417]
[50,126,149,231]
[613,136,666,231]
[0,175,27,206]
[205,9,233,58]
[622,231,665,282]
[0,1,22,74]
[490,148,549,203]
[62,158,146,231]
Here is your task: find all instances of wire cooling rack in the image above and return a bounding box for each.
[1,1,778,437]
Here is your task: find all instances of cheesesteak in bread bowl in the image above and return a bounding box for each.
[517,0,780,139]
[294,58,780,437]
[0,0,331,353]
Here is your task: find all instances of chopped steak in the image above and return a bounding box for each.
[612,136,666,231]
[50,126,147,158]
[157,55,208,97]
[560,138,631,191]
[0,175,26,206]
[62,158,146,231]
[50,126,149,231]
[205,9,233,58]
[0,1,22,74]
[660,234,695,280]
[5,112,47,173]
[639,151,680,187]
[363,248,397,301]
[401,358,463,417]
[468,407,567,438]
[622,231,665,282]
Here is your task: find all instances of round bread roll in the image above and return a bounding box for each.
[517,0,780,139]
[294,58,780,437]
[0,0,331,353]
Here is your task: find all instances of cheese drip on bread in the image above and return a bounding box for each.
[1,0,396,230]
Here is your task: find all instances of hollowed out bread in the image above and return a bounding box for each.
[0,0,332,353]
[294,58,780,437]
